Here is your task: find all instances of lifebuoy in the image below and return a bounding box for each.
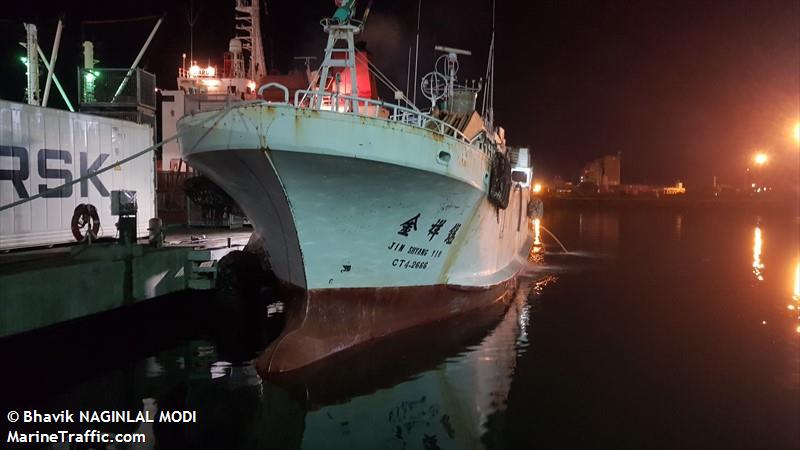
[71,204,100,242]
[488,151,512,209]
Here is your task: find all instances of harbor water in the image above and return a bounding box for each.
[1,205,798,449]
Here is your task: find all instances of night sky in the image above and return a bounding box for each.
[1,0,798,186]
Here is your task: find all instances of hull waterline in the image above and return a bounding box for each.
[257,278,519,376]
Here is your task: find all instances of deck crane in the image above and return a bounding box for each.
[332,0,357,24]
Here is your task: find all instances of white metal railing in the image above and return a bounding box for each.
[319,18,363,30]
[293,89,473,144]
[258,82,289,103]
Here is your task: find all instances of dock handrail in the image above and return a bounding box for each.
[293,89,472,144]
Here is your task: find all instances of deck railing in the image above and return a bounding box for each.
[293,89,473,144]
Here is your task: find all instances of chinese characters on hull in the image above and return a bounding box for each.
[397,213,420,237]
[428,219,446,241]
[389,213,463,270]
[444,224,461,244]
[397,213,461,245]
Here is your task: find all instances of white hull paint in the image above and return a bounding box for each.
[179,103,532,291]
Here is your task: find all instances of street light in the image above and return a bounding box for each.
[753,152,768,166]
[793,121,799,144]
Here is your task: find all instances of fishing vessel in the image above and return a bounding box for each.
[177,1,536,374]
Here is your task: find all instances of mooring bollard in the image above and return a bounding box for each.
[148,217,164,247]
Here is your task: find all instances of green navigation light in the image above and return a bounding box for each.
[84,70,100,83]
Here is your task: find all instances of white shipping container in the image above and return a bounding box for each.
[0,100,155,250]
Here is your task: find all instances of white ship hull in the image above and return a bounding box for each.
[179,103,534,373]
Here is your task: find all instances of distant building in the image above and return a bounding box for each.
[662,181,686,195]
[581,159,602,185]
[581,154,621,190]
[551,176,574,193]
[602,155,621,186]
[616,181,686,196]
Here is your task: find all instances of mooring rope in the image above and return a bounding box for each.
[0,105,234,213]
[540,224,569,253]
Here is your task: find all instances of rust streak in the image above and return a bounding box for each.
[436,196,485,284]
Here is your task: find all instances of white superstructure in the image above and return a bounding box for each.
[160,0,283,171]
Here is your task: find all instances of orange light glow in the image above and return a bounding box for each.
[793,261,799,301]
[752,227,764,281]
[753,153,768,165]
[186,65,217,78]
[793,121,800,143]
[532,183,543,194]
[528,218,543,261]
[247,81,257,92]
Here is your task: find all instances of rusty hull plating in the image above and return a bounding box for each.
[257,277,518,377]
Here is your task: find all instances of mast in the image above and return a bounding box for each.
[483,0,496,130]
[42,18,63,107]
[235,0,267,81]
[308,1,361,113]
[412,0,422,105]
[486,34,494,129]
[187,0,199,65]
[23,23,40,106]
[406,46,412,101]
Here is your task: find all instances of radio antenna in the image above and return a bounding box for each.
[412,0,422,104]
[186,0,201,64]
[482,0,496,128]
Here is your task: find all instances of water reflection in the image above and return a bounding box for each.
[298,288,534,450]
[752,226,764,281]
[793,261,800,333]
[10,280,546,450]
[578,212,619,251]
[517,276,557,348]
